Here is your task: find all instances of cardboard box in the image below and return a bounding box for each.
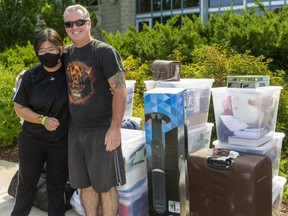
[144,87,188,215]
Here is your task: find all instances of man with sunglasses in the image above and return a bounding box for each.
[63,4,127,216]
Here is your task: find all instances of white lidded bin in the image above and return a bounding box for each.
[124,80,136,119]
[272,176,287,216]
[144,79,214,129]
[213,132,285,177]
[187,123,214,155]
[144,78,214,91]
[118,180,148,216]
[211,86,282,146]
[117,129,147,192]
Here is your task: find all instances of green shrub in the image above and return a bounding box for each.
[279,157,288,200]
[123,56,151,127]
[0,65,23,147]
[0,42,37,68]
[0,42,37,147]
[104,16,206,63]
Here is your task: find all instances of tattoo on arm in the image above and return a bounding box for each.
[112,71,126,88]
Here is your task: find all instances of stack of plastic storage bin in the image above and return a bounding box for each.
[116,129,148,216]
[70,129,148,216]
[124,80,136,119]
[211,85,286,215]
[144,79,215,155]
[124,80,142,126]
[272,176,287,216]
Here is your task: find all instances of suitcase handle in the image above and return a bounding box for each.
[206,157,234,170]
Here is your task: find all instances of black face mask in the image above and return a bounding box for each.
[38,53,61,68]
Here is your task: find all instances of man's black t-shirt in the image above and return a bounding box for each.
[63,39,125,129]
[13,64,69,146]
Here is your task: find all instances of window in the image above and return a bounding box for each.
[173,0,182,9]
[184,0,199,8]
[136,0,201,31]
[75,0,98,6]
[137,19,152,31]
[136,0,151,13]
[221,0,233,7]
[234,0,243,5]
[209,0,220,7]
[163,0,171,10]
[153,0,161,11]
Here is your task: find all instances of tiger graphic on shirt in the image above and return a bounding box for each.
[66,60,95,104]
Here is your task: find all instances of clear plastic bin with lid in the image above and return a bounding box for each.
[144,79,214,129]
[211,86,282,146]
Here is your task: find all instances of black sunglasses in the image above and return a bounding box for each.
[64,19,88,28]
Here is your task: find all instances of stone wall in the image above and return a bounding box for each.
[120,0,136,33]
[95,0,135,34]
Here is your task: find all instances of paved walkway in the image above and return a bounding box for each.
[0,160,79,216]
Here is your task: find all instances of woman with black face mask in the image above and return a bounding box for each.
[11,28,69,216]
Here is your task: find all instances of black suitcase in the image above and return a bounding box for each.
[188,148,272,216]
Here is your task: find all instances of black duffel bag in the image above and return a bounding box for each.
[8,170,75,212]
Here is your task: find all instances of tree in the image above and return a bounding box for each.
[0,0,42,51]
[0,0,97,52]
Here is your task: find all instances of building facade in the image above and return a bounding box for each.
[93,0,288,34]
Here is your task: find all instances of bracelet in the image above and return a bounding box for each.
[38,115,43,124]
[41,116,48,125]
